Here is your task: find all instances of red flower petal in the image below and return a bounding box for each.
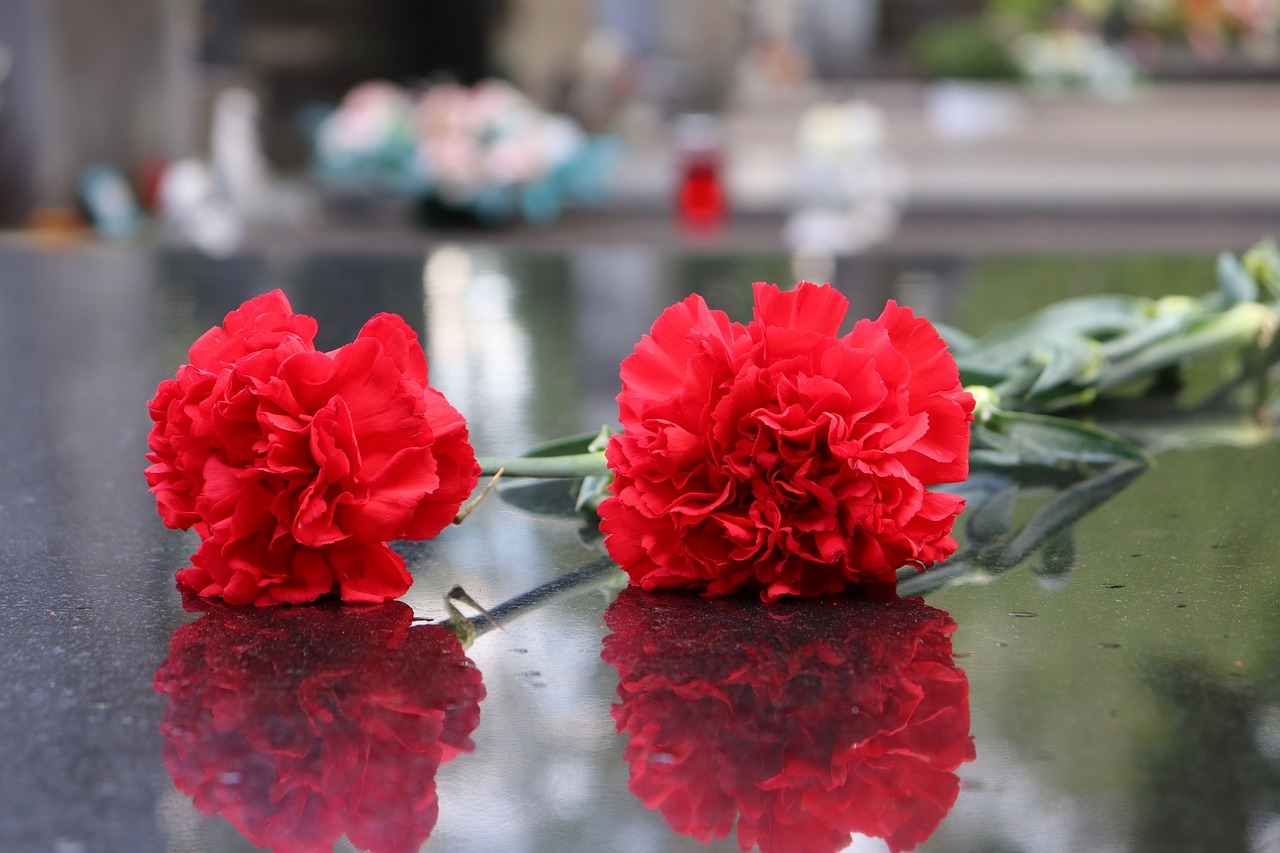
[147,292,478,606]
[354,312,430,387]
[188,289,317,372]
[751,279,847,336]
[602,283,974,599]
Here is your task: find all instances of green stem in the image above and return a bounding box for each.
[476,452,609,479]
[1098,302,1276,392]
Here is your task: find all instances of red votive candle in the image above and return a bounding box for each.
[673,113,726,230]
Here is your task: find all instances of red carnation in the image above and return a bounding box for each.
[602,589,974,853]
[153,597,485,853]
[146,291,480,605]
[599,282,974,600]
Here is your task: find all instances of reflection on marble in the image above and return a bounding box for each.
[152,595,484,853]
[8,243,1279,852]
[422,245,535,454]
[602,588,974,853]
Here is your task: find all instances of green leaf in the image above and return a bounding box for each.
[933,321,978,355]
[495,478,583,517]
[492,425,619,513]
[1216,251,1259,305]
[519,430,610,459]
[956,359,1013,387]
[1243,238,1280,298]
[962,294,1152,374]
[575,471,613,514]
[1097,306,1194,363]
[971,410,1150,469]
[1027,338,1105,397]
[1098,302,1275,392]
[586,424,621,453]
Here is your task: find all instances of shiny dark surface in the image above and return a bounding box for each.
[2,241,1278,852]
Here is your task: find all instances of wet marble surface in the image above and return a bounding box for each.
[1,242,1278,852]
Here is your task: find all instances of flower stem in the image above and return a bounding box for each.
[429,558,625,645]
[472,557,622,634]
[476,452,609,478]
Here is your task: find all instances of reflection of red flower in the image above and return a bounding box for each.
[152,597,485,853]
[599,283,973,600]
[146,290,480,605]
[602,589,973,853]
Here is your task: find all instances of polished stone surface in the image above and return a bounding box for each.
[2,242,1278,852]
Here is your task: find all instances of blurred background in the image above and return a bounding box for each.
[0,0,1276,255]
[2,7,1280,851]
